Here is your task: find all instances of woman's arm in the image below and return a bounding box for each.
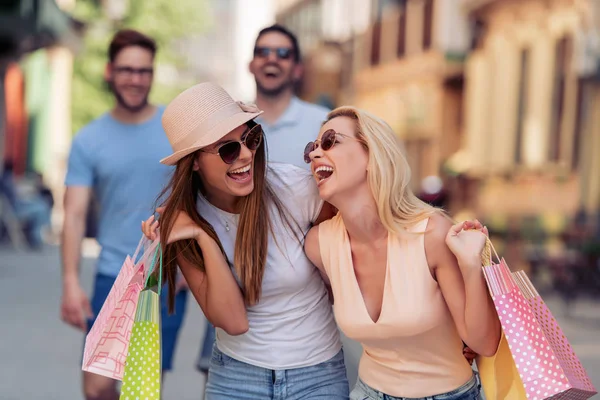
[142,212,248,336]
[178,234,248,335]
[305,226,334,303]
[424,213,501,357]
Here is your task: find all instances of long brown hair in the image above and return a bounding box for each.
[156,121,298,312]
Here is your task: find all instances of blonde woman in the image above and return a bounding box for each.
[303,107,501,400]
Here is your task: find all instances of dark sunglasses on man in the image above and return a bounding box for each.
[253,46,294,60]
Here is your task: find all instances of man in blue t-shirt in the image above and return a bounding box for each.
[60,29,187,400]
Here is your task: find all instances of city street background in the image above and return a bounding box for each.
[2,0,600,399]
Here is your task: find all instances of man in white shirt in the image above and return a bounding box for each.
[250,24,330,170]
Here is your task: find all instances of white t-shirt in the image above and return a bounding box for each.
[196,163,342,369]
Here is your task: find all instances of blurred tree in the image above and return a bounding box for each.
[70,0,210,134]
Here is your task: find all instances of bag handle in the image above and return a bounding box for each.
[480,237,501,267]
[131,235,148,264]
[144,242,163,295]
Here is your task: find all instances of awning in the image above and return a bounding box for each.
[0,0,84,59]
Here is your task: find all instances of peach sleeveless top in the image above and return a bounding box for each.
[318,215,473,398]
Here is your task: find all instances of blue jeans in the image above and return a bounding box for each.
[350,374,481,400]
[205,345,349,399]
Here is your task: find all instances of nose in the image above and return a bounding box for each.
[239,141,254,161]
[266,51,279,63]
[130,72,144,85]
[309,144,324,162]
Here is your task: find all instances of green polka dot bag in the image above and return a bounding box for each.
[120,246,163,400]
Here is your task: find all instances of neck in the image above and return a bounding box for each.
[332,188,387,244]
[255,89,294,125]
[111,103,156,124]
[205,191,238,214]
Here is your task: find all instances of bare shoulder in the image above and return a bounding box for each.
[304,226,323,268]
[424,212,455,270]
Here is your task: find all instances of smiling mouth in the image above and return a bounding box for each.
[227,164,252,183]
[314,165,334,185]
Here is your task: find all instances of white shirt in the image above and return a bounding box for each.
[196,163,342,369]
[257,97,330,171]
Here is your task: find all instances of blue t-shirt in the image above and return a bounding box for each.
[65,107,172,277]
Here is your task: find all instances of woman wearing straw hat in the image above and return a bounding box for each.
[142,82,348,399]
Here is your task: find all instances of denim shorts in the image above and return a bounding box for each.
[85,273,188,371]
[350,373,481,400]
[205,344,350,399]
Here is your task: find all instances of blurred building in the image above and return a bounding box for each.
[455,0,600,227]
[0,0,83,177]
[183,0,276,102]
[276,0,472,192]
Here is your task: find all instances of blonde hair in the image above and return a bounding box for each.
[325,106,440,234]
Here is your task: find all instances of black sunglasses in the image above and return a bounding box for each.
[253,46,294,60]
[303,129,357,164]
[201,124,263,164]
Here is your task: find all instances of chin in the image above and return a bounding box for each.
[316,185,334,203]
[229,181,255,198]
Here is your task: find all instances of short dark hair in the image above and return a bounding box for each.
[108,29,157,63]
[254,24,301,62]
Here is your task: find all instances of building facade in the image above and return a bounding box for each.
[459,0,600,222]
[276,0,472,193]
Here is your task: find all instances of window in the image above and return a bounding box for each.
[572,79,586,170]
[548,36,573,162]
[423,0,434,50]
[515,48,530,164]
[371,0,383,65]
[397,0,407,57]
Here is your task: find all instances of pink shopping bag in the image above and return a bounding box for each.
[82,236,160,381]
[481,243,597,400]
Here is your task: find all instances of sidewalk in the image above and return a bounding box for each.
[0,244,208,400]
[0,244,598,399]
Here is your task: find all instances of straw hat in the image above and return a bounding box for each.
[160,82,263,165]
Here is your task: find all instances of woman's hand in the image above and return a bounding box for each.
[141,207,207,244]
[445,219,489,269]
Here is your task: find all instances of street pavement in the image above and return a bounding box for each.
[1,244,599,399]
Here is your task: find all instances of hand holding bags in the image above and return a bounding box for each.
[82,237,160,380]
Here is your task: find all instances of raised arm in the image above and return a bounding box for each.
[425,213,501,357]
[143,212,248,335]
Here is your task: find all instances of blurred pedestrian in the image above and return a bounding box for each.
[0,161,51,248]
[60,29,187,400]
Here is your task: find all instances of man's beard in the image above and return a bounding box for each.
[256,78,294,98]
[108,81,149,112]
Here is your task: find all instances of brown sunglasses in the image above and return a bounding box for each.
[201,124,263,164]
[303,129,357,164]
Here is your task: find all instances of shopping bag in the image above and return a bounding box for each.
[511,271,597,399]
[478,240,597,400]
[120,245,163,400]
[477,332,528,400]
[82,236,160,380]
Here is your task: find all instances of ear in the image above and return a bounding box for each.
[248,58,256,76]
[292,63,304,82]
[103,63,112,83]
[192,154,200,172]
